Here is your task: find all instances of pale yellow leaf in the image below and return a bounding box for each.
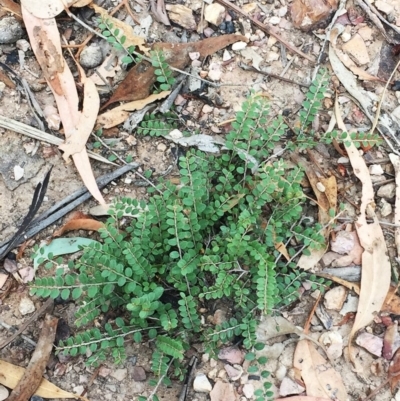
[97,91,170,129]
[334,98,390,363]
[294,340,347,401]
[0,359,89,401]
[90,4,150,55]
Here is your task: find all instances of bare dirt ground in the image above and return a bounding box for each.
[1,0,400,400]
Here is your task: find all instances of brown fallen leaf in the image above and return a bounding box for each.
[291,0,338,31]
[383,322,400,360]
[0,359,89,400]
[0,0,22,18]
[389,348,400,392]
[102,34,248,109]
[150,0,170,26]
[7,314,58,401]
[329,25,384,82]
[97,91,170,128]
[90,4,149,55]
[22,4,105,204]
[53,211,104,237]
[294,340,348,401]
[335,99,391,366]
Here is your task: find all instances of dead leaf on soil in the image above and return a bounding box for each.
[97,91,170,128]
[389,154,400,258]
[53,211,104,237]
[210,380,237,401]
[90,4,149,55]
[102,34,248,109]
[294,340,347,401]
[22,5,105,204]
[330,25,383,81]
[383,322,400,360]
[0,359,89,400]
[275,241,290,261]
[335,99,391,366]
[389,348,400,392]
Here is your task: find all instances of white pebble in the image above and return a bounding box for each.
[232,41,247,51]
[368,164,384,175]
[269,16,281,25]
[19,297,35,315]
[316,182,326,192]
[193,373,212,393]
[14,165,24,181]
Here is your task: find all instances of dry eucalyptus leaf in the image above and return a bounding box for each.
[22,5,105,204]
[20,0,90,18]
[97,91,170,128]
[0,360,89,401]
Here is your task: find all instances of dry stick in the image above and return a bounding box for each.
[0,298,54,349]
[389,154,400,258]
[238,62,310,88]
[80,365,102,397]
[7,314,58,401]
[215,0,316,64]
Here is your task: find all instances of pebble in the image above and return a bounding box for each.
[79,45,104,69]
[202,353,210,363]
[275,365,287,380]
[377,182,396,199]
[19,297,35,315]
[341,31,352,42]
[369,164,384,175]
[111,368,127,381]
[278,6,288,16]
[210,358,218,368]
[279,377,305,396]
[269,16,281,25]
[193,373,212,393]
[0,385,8,401]
[207,62,223,81]
[30,397,43,401]
[207,368,218,380]
[204,3,226,26]
[224,364,243,380]
[319,331,343,359]
[338,157,350,164]
[380,199,393,217]
[73,385,85,394]
[202,104,213,114]
[218,346,245,364]
[242,383,254,398]
[222,49,231,61]
[232,41,247,51]
[166,4,196,30]
[131,366,146,381]
[16,39,30,52]
[157,143,167,151]
[316,182,326,192]
[14,165,24,181]
[324,286,347,311]
[340,294,359,315]
[0,17,23,44]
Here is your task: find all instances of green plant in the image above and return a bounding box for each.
[31,78,366,394]
[137,112,179,136]
[150,50,176,92]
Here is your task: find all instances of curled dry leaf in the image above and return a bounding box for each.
[334,99,391,366]
[90,4,149,55]
[294,340,347,401]
[53,211,104,237]
[102,34,248,109]
[0,0,22,18]
[97,91,170,128]
[0,359,89,401]
[22,5,105,204]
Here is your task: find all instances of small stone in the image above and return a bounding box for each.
[356,332,383,357]
[224,364,243,380]
[19,297,35,315]
[340,294,359,315]
[243,383,254,398]
[14,165,24,181]
[316,182,326,192]
[202,353,210,363]
[204,3,226,26]
[16,39,30,52]
[207,62,223,81]
[210,358,218,368]
[0,385,9,401]
[377,182,396,199]
[269,16,281,25]
[111,368,127,381]
[342,34,370,65]
[202,104,213,114]
[338,157,350,163]
[324,286,347,311]
[166,4,196,30]
[242,3,259,14]
[80,45,104,69]
[265,51,280,62]
[278,6,288,17]
[124,177,132,185]
[319,331,343,359]
[380,199,393,217]
[369,164,384,175]
[193,373,212,393]
[375,0,394,15]
[99,366,112,377]
[207,368,218,380]
[357,26,373,41]
[0,17,23,44]
[157,143,167,152]
[222,49,231,61]
[341,31,352,42]
[279,377,305,396]
[189,52,200,60]
[218,346,245,364]
[73,385,85,394]
[203,27,215,37]
[275,365,287,380]
[131,366,146,381]
[232,41,247,51]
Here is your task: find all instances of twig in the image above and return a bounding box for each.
[215,0,316,63]
[239,62,310,88]
[80,365,102,397]
[146,358,174,401]
[0,115,117,165]
[0,321,36,347]
[0,298,53,349]
[92,133,163,194]
[7,314,58,401]
[361,0,400,36]
[178,356,197,401]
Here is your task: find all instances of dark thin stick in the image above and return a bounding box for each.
[178,356,197,401]
[0,298,54,349]
[80,365,102,397]
[0,164,138,255]
[238,62,310,88]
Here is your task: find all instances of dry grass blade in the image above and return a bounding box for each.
[334,98,391,365]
